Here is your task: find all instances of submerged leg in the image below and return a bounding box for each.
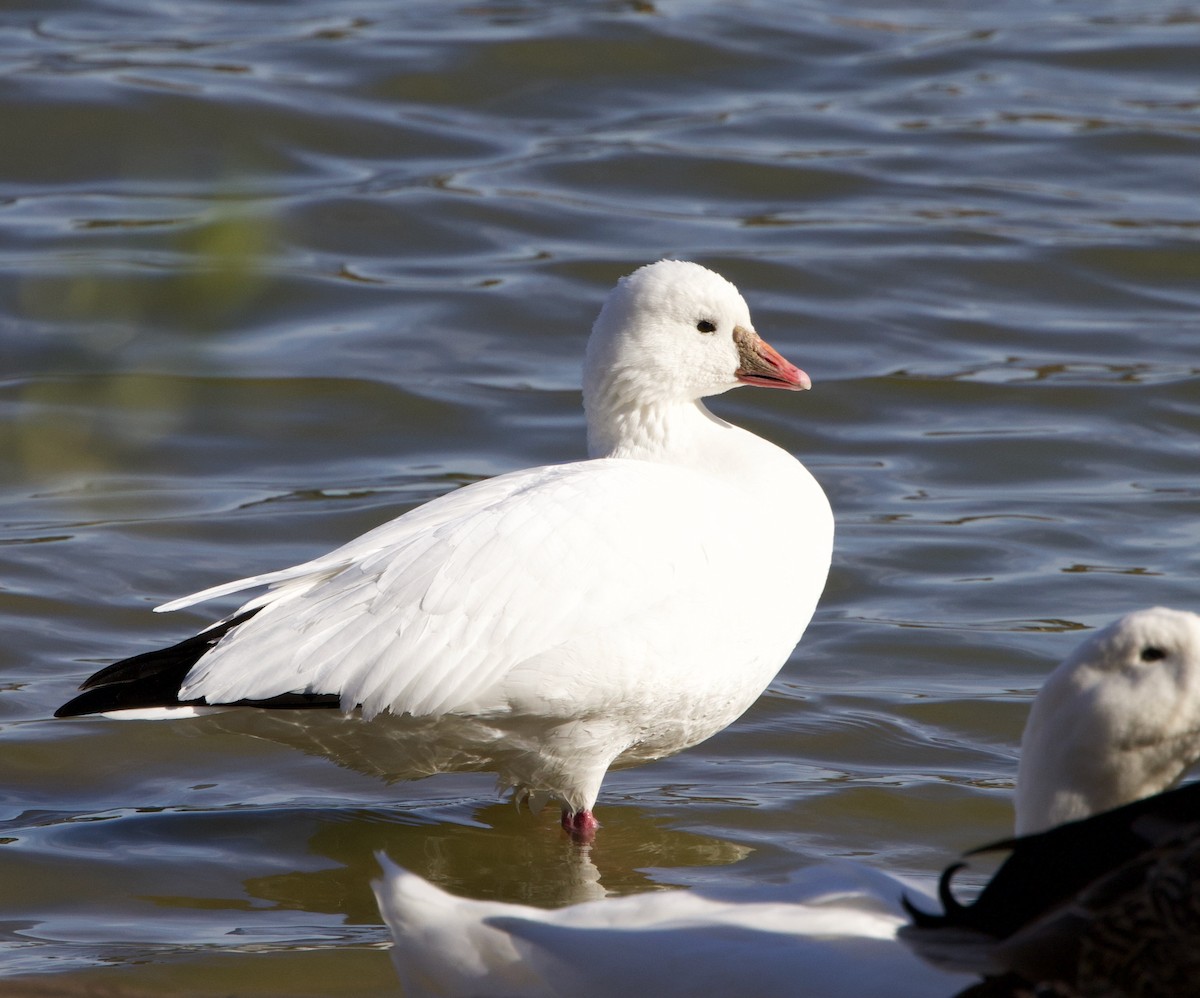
[560,807,599,841]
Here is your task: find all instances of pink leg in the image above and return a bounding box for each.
[560,807,599,841]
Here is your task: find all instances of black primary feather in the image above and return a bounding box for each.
[902,781,1200,938]
[55,608,341,717]
[901,782,1200,996]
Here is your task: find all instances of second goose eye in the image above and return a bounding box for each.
[696,319,717,334]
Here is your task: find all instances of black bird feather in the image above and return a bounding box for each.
[55,608,341,717]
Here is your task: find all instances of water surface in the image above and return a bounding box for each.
[2,1,1199,993]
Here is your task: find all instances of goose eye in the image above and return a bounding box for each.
[1140,646,1167,662]
[696,319,717,334]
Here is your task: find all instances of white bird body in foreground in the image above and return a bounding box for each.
[57,260,834,833]
[374,859,974,998]
[372,607,1200,997]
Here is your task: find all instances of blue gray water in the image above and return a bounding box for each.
[1,1,1198,993]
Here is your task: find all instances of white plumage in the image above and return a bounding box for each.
[374,858,973,998]
[62,260,834,833]
[371,607,1200,997]
[1016,605,1200,834]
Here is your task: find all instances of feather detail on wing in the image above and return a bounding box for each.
[168,459,795,720]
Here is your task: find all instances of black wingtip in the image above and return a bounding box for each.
[903,861,970,928]
[55,607,345,717]
[54,686,198,718]
[54,698,91,719]
[900,891,930,922]
[55,609,263,718]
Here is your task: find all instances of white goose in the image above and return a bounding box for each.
[905,606,1200,994]
[372,607,1200,998]
[56,260,835,837]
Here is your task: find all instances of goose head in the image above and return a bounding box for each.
[1016,606,1200,834]
[582,261,808,456]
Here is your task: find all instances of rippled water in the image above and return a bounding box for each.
[2,1,1198,993]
